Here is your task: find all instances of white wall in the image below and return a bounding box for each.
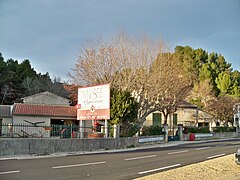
[143,108,198,127]
[10,116,50,138]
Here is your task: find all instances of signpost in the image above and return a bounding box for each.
[77,84,110,138]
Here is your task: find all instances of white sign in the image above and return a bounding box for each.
[77,84,110,120]
[139,136,164,143]
[195,133,213,138]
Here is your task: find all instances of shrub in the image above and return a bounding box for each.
[212,126,236,133]
[120,124,139,137]
[187,127,210,133]
[141,125,163,136]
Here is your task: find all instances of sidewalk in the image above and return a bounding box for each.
[135,154,240,180]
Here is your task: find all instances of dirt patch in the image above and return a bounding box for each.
[136,154,240,180]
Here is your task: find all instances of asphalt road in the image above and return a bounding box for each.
[0,139,239,180]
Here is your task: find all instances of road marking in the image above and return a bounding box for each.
[0,170,20,175]
[168,150,189,155]
[124,155,156,161]
[195,147,211,151]
[0,158,18,161]
[207,153,226,159]
[138,164,181,175]
[52,161,106,169]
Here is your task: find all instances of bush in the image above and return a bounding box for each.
[120,124,139,137]
[212,126,236,133]
[187,127,210,133]
[141,125,163,136]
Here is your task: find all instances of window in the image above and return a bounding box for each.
[153,113,161,126]
[173,114,178,127]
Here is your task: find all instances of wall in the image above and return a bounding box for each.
[187,132,240,141]
[176,108,197,126]
[144,108,197,127]
[1,132,239,156]
[13,116,50,126]
[1,117,12,124]
[143,108,215,127]
[0,137,139,156]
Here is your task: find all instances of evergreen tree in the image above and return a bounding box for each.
[110,89,139,137]
[215,71,232,95]
[0,52,69,104]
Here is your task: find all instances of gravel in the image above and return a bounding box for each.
[136,154,240,180]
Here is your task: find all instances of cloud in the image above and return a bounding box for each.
[0,0,239,80]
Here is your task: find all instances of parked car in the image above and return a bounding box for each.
[235,148,240,165]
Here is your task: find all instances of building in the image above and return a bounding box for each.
[0,105,12,136]
[0,91,77,137]
[143,101,214,128]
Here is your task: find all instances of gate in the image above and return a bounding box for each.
[168,126,180,141]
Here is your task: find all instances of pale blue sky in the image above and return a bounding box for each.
[0,0,239,80]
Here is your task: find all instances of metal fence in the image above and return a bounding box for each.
[0,123,112,138]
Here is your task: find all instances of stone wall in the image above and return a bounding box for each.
[0,137,139,156]
[0,132,239,156]
[192,132,239,140]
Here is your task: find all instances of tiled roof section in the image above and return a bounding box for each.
[177,100,197,109]
[0,105,11,117]
[13,104,77,117]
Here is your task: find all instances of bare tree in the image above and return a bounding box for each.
[1,84,10,104]
[69,33,192,126]
[188,79,215,109]
[150,53,193,124]
[207,95,240,126]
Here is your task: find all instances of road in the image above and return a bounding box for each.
[0,139,239,180]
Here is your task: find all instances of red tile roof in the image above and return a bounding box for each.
[13,104,77,117]
[0,105,11,117]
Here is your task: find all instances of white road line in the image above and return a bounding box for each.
[124,155,156,161]
[138,164,181,175]
[52,161,106,169]
[168,150,189,155]
[207,153,226,159]
[195,147,211,151]
[0,158,18,161]
[0,170,20,175]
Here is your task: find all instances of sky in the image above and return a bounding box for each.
[0,0,239,81]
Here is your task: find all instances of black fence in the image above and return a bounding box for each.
[0,123,113,138]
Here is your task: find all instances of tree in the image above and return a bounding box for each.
[150,53,193,124]
[230,70,240,97]
[110,89,138,136]
[0,52,69,104]
[189,79,214,109]
[199,64,212,81]
[64,84,79,105]
[110,89,138,125]
[174,46,199,83]
[215,71,232,95]
[207,95,239,126]
[69,33,192,127]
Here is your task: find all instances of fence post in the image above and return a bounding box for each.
[178,124,184,141]
[79,120,83,138]
[104,119,108,138]
[163,124,168,143]
[113,124,120,148]
[113,124,120,138]
[10,123,13,138]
